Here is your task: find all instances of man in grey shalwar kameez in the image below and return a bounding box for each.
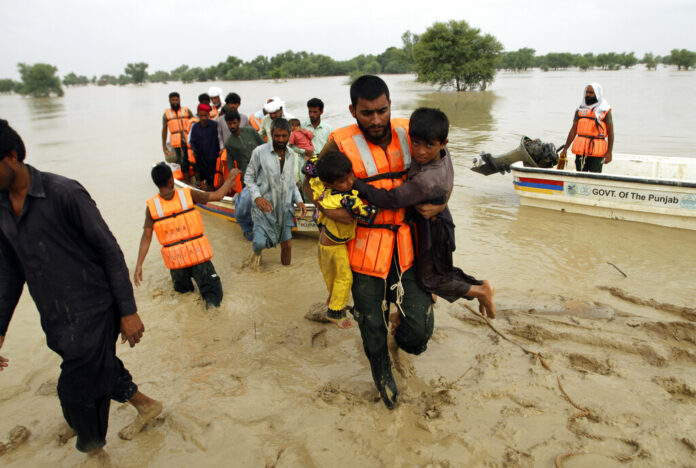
[243,118,306,268]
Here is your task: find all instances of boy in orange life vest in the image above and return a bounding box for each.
[352,108,496,318]
[134,162,239,309]
[559,82,614,173]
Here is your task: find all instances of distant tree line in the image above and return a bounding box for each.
[1,23,694,98]
[498,48,696,72]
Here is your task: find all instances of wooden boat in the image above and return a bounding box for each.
[511,154,696,230]
[172,178,318,233]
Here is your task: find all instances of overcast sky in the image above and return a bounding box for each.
[2,0,695,79]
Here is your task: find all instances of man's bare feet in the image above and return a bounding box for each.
[242,252,262,270]
[118,392,162,441]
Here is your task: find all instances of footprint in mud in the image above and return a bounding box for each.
[311,329,327,348]
[35,378,58,396]
[567,353,613,375]
[507,324,558,344]
[652,376,696,401]
[641,321,696,345]
[0,425,31,456]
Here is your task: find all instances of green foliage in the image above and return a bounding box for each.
[413,20,503,91]
[117,74,132,86]
[124,62,148,84]
[642,52,657,70]
[498,48,536,71]
[0,79,16,93]
[62,72,90,86]
[148,70,171,83]
[16,63,64,97]
[618,52,638,68]
[97,74,118,86]
[665,49,696,70]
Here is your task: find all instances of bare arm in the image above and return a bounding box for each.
[161,121,168,153]
[560,113,579,158]
[133,227,153,287]
[605,110,614,164]
[207,170,240,202]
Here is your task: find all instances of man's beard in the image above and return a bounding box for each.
[585,96,598,105]
[273,141,287,152]
[171,103,181,111]
[357,120,390,144]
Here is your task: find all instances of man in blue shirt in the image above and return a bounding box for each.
[189,103,220,190]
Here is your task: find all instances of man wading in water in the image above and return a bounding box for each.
[0,120,161,460]
[310,76,445,409]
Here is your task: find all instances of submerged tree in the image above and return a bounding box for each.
[665,49,696,70]
[0,79,16,93]
[124,62,149,84]
[642,52,658,70]
[413,20,502,91]
[16,63,63,97]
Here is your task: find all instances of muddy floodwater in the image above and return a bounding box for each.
[1,69,695,467]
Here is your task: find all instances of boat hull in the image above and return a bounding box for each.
[173,178,318,233]
[511,156,696,230]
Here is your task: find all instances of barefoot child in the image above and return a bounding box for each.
[353,108,495,321]
[306,150,377,328]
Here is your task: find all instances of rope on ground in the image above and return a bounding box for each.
[598,285,696,322]
[462,304,645,466]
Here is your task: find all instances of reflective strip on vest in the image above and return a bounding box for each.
[352,134,378,177]
[152,197,165,218]
[177,189,189,210]
[395,126,411,169]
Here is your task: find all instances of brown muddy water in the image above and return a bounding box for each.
[1,70,695,467]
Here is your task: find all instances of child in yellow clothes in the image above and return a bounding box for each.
[305,151,377,329]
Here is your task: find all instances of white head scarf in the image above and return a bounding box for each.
[578,82,611,115]
[263,98,285,114]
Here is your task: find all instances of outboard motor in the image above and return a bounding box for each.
[471,137,559,175]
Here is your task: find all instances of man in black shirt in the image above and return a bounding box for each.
[0,120,161,457]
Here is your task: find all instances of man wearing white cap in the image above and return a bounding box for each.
[258,97,294,141]
[208,86,224,120]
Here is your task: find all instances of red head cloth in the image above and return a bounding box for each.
[197,103,212,113]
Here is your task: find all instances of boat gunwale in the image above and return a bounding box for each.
[510,161,696,189]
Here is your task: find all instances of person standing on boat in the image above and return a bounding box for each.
[224,110,265,241]
[310,75,441,409]
[243,118,306,269]
[0,120,162,458]
[134,162,238,309]
[208,87,223,119]
[559,82,614,173]
[303,97,332,155]
[189,103,220,190]
[162,91,194,181]
[217,92,250,149]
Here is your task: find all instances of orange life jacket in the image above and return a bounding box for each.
[331,119,414,279]
[165,107,191,148]
[209,106,220,119]
[213,149,243,194]
[249,113,262,131]
[147,188,213,270]
[572,108,610,157]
